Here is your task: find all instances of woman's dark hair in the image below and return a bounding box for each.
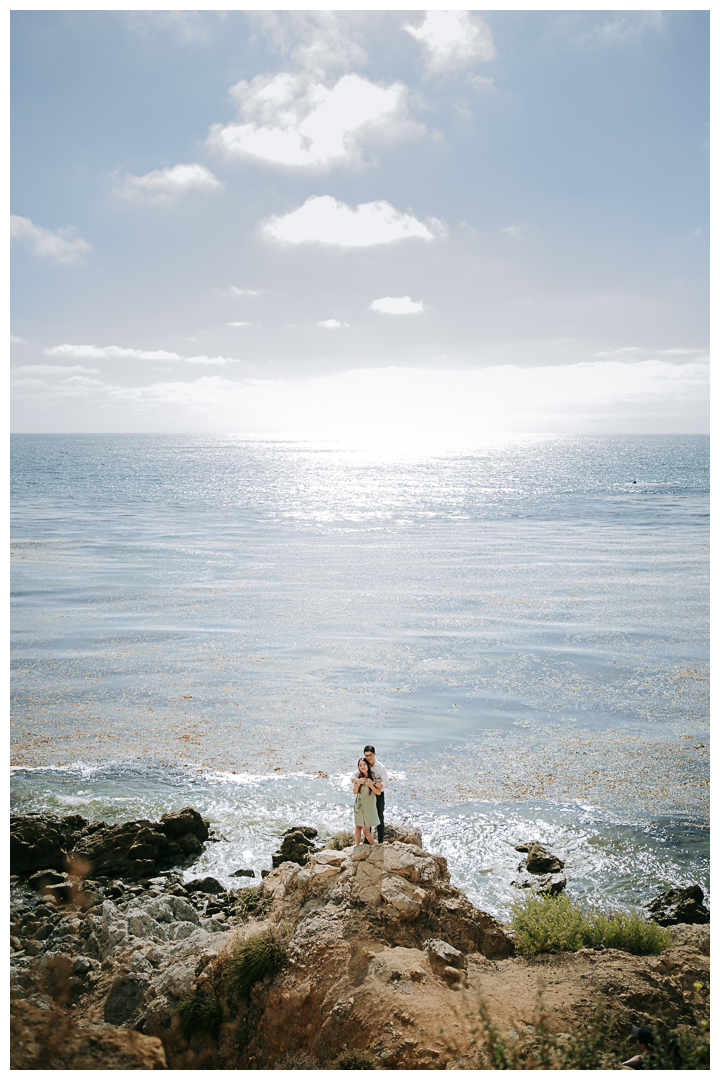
[357,756,375,781]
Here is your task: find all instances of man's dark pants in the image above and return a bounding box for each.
[376,791,385,844]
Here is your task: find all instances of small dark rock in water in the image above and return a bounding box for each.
[185,876,225,895]
[271,826,321,869]
[230,868,255,878]
[517,843,565,874]
[28,869,66,892]
[645,884,710,926]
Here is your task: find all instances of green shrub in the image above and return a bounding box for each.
[511,893,588,956]
[333,1049,375,1069]
[275,1050,320,1069]
[511,892,672,957]
[177,990,223,1037]
[226,924,288,997]
[584,907,672,955]
[326,830,354,851]
[231,886,271,921]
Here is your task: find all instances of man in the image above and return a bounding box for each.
[621,1026,656,1069]
[362,745,388,844]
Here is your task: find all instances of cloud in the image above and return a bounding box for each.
[253,11,368,78]
[207,71,420,170]
[45,343,182,361]
[10,215,92,263]
[499,224,522,237]
[318,319,350,328]
[12,364,100,376]
[228,322,252,327]
[43,343,237,366]
[11,335,28,345]
[467,73,495,92]
[15,358,706,436]
[592,12,667,46]
[184,355,238,366]
[370,296,424,315]
[262,195,441,247]
[115,163,222,201]
[225,286,260,296]
[405,11,496,74]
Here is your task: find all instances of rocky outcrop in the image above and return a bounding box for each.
[9,812,711,1071]
[646,885,710,927]
[10,999,167,1069]
[11,809,210,882]
[260,840,515,958]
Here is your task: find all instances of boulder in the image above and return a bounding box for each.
[230,868,255,878]
[10,813,89,876]
[517,843,565,874]
[271,826,320,869]
[383,823,423,848]
[185,876,225,895]
[645,884,710,926]
[28,869,67,892]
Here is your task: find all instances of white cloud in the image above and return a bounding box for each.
[406,11,496,74]
[252,11,368,79]
[43,342,238,366]
[45,343,182,361]
[15,358,705,436]
[228,322,252,328]
[184,355,238,366]
[262,195,441,247]
[370,296,424,315]
[207,71,420,170]
[225,286,260,296]
[468,73,495,92]
[318,319,350,328]
[11,335,28,345]
[10,215,92,263]
[499,224,522,237]
[115,163,221,201]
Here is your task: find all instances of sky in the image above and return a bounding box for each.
[10,6,710,438]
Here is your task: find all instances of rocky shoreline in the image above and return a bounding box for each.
[10,808,710,1069]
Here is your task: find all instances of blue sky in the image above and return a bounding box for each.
[11,7,709,437]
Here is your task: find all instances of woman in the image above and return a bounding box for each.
[352,756,383,846]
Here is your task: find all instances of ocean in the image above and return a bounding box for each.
[10,433,709,919]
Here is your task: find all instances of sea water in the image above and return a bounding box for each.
[10,433,709,918]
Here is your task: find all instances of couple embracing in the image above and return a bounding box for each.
[352,744,388,846]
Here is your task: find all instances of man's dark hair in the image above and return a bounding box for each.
[364,744,375,754]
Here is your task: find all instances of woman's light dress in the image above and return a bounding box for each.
[353,782,380,827]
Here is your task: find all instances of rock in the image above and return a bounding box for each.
[104,972,150,1025]
[520,843,565,874]
[384,823,423,848]
[423,938,467,970]
[230,868,255,878]
[28,868,67,892]
[512,871,567,896]
[44,882,75,906]
[10,999,167,1069]
[271,826,320,869]
[10,813,89,876]
[184,876,225,895]
[645,884,710,926]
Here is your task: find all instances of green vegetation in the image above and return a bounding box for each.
[226,924,289,997]
[325,830,354,851]
[510,892,673,957]
[177,990,223,1037]
[466,991,710,1070]
[333,1049,376,1069]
